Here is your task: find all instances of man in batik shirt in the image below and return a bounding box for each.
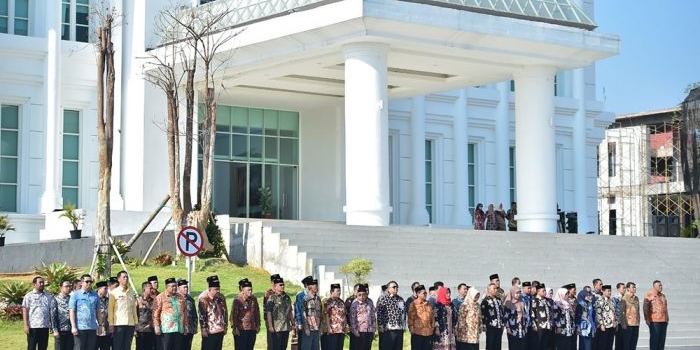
[481,283,504,350]
[199,275,228,350]
[301,278,322,350]
[231,278,260,350]
[530,283,552,350]
[264,274,281,350]
[324,283,347,350]
[596,285,617,350]
[136,281,155,350]
[265,276,294,350]
[95,280,111,350]
[349,284,375,350]
[621,282,640,350]
[376,280,405,350]
[178,279,198,350]
[295,276,313,350]
[23,276,52,350]
[52,279,73,350]
[612,282,626,350]
[153,277,188,350]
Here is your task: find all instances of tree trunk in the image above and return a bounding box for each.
[183,67,195,215]
[166,89,184,238]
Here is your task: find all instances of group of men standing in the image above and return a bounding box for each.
[22,272,261,350]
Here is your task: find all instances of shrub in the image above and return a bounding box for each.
[153,252,173,266]
[339,257,373,285]
[0,305,23,321]
[111,239,132,263]
[0,281,31,305]
[33,262,80,295]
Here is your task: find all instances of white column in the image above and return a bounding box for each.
[514,66,558,232]
[495,82,511,206]
[40,1,62,213]
[342,43,391,226]
[572,68,590,233]
[452,89,469,226]
[409,96,429,225]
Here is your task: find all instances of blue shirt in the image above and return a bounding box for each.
[69,290,100,330]
[294,290,306,327]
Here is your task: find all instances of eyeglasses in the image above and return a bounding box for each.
[83,280,93,284]
[390,285,398,289]
[62,284,73,288]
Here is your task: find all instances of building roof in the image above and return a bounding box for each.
[609,107,681,129]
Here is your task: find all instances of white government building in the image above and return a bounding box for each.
[0,0,619,243]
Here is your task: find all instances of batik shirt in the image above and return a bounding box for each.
[455,301,481,344]
[136,295,154,332]
[530,296,552,331]
[620,294,640,327]
[643,291,668,323]
[198,292,228,335]
[52,294,71,332]
[183,294,198,335]
[349,298,375,333]
[69,290,100,330]
[480,296,504,328]
[344,296,356,325]
[575,299,596,337]
[231,294,261,332]
[595,296,616,329]
[153,293,188,334]
[96,295,109,336]
[551,303,575,336]
[376,293,406,331]
[504,306,527,338]
[612,293,623,325]
[22,289,53,328]
[302,293,322,332]
[265,292,293,332]
[324,297,347,334]
[522,295,532,327]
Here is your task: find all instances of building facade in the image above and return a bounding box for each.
[0,0,618,243]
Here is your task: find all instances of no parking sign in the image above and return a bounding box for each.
[177,226,204,257]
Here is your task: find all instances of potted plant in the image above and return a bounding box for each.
[59,202,84,239]
[258,186,273,218]
[0,215,15,247]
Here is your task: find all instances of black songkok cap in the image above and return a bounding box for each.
[536,284,546,290]
[239,278,252,288]
[434,281,444,288]
[414,284,426,293]
[428,286,436,292]
[562,283,576,290]
[272,276,284,285]
[177,279,188,287]
[357,284,368,293]
[381,285,388,292]
[490,274,499,281]
[270,274,281,282]
[164,277,177,285]
[95,281,108,288]
[330,283,341,290]
[362,283,369,289]
[302,275,313,287]
[109,277,118,284]
[148,276,158,282]
[602,285,612,291]
[207,275,220,288]
[522,281,531,287]
[308,279,318,287]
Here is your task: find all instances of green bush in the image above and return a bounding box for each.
[111,239,132,263]
[339,257,373,285]
[33,262,80,295]
[0,281,31,305]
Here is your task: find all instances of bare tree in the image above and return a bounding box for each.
[680,86,700,237]
[93,1,117,279]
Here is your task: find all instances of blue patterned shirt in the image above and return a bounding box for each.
[69,290,100,330]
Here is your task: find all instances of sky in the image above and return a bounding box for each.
[594,1,700,115]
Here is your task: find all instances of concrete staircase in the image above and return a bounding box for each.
[225,218,700,349]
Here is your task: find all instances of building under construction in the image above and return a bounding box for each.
[598,107,696,237]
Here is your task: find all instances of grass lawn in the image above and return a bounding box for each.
[0,259,305,350]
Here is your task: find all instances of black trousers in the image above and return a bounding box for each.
[234,330,257,350]
[486,326,504,350]
[323,333,344,350]
[202,332,225,350]
[267,331,273,350]
[534,329,551,350]
[411,334,433,350]
[270,331,290,350]
[648,322,667,350]
[600,327,615,350]
[526,327,537,350]
[181,333,193,350]
[456,341,479,350]
[555,334,574,350]
[614,325,623,350]
[350,332,373,350]
[622,326,638,350]
[96,335,112,350]
[160,332,182,350]
[507,334,526,350]
[53,331,73,350]
[74,330,97,350]
[113,326,135,350]
[380,330,403,350]
[27,327,49,350]
[136,331,156,350]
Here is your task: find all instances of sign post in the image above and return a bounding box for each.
[177,226,204,289]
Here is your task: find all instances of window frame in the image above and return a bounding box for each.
[0,0,30,36]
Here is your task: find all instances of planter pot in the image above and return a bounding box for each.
[70,230,82,240]
[0,236,5,246]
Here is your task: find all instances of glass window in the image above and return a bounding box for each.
[0,103,19,212]
[509,146,516,202]
[216,105,230,132]
[249,109,263,135]
[249,135,262,159]
[425,139,434,223]
[232,134,247,160]
[214,133,230,159]
[13,0,27,35]
[264,110,278,136]
[232,107,247,133]
[62,0,90,42]
[62,110,80,206]
[468,143,476,217]
[279,111,299,137]
[279,138,298,165]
